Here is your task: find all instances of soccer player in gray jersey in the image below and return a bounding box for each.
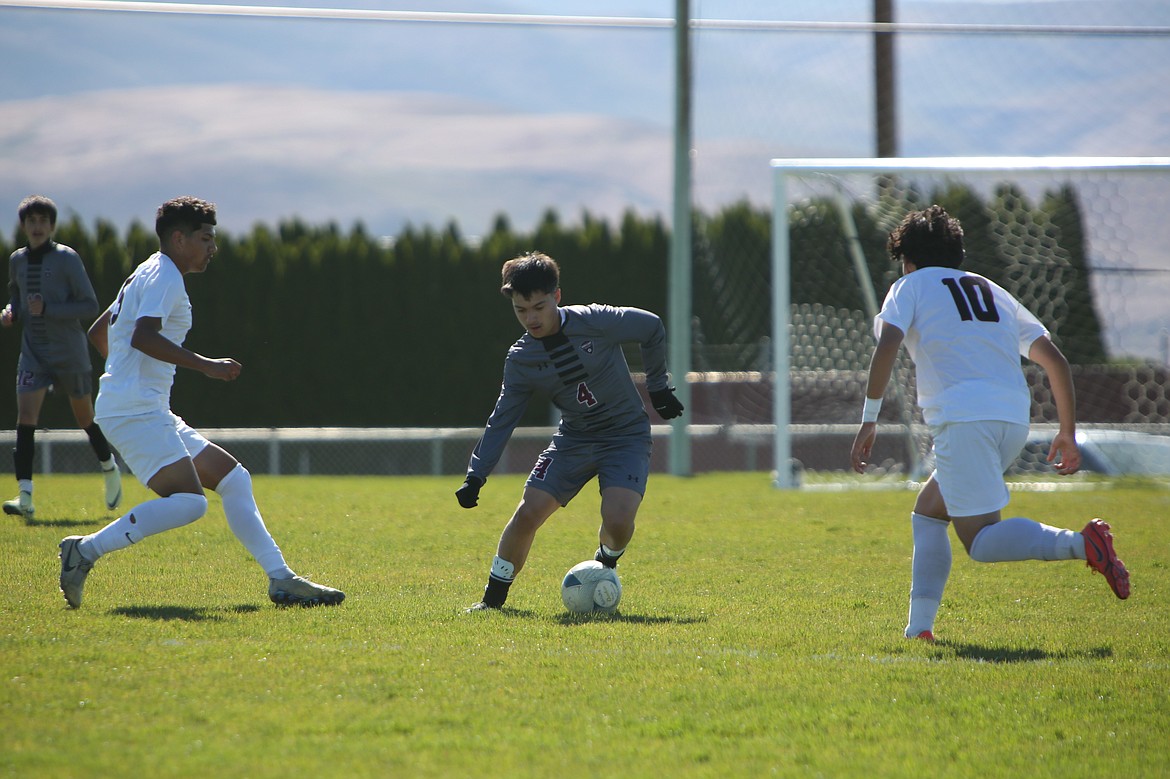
[457,252,684,610]
[1,195,122,521]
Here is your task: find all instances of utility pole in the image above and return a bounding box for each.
[668,0,693,476]
[874,0,898,157]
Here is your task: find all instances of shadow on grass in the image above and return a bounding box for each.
[945,642,1113,663]
[555,612,709,626]
[23,515,107,529]
[111,604,262,622]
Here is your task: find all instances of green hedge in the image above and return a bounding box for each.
[0,189,1101,429]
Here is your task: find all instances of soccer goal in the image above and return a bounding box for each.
[769,156,1170,488]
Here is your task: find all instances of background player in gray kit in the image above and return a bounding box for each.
[1,195,122,521]
[456,251,684,610]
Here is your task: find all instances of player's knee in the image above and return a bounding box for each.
[213,463,251,497]
[170,492,209,525]
[967,530,993,562]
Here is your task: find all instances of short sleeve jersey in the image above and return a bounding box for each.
[876,266,1048,427]
[467,303,671,479]
[94,253,192,419]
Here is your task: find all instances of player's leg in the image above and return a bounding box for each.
[904,476,953,641]
[4,382,46,519]
[593,437,651,568]
[946,421,1129,598]
[472,486,561,610]
[596,487,641,568]
[470,439,588,611]
[60,456,207,608]
[59,413,209,608]
[65,385,122,510]
[188,429,343,606]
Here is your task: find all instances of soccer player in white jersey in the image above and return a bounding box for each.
[456,252,684,610]
[850,205,1129,642]
[57,196,343,609]
[1,195,122,520]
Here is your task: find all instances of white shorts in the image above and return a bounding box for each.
[931,420,1028,517]
[98,411,211,487]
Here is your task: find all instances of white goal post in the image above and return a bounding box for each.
[769,156,1170,489]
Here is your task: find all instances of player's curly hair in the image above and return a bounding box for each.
[18,195,58,226]
[500,251,560,298]
[887,204,965,269]
[155,196,217,245]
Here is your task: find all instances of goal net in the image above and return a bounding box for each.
[762,157,1170,487]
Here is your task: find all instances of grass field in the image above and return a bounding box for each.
[2,473,1167,778]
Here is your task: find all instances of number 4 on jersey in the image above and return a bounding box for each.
[576,381,598,407]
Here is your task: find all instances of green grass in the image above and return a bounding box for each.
[2,473,1167,778]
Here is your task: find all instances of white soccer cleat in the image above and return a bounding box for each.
[59,536,94,608]
[3,491,35,521]
[268,575,345,607]
[102,462,122,511]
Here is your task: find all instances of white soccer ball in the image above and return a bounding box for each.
[561,560,622,614]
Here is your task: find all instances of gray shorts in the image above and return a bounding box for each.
[525,433,652,506]
[15,357,92,397]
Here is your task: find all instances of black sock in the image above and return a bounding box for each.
[595,546,624,569]
[84,423,113,462]
[13,425,35,482]
[482,574,512,608]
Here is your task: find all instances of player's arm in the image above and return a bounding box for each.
[1027,334,1081,475]
[88,307,112,358]
[130,316,242,382]
[850,321,904,473]
[3,263,20,327]
[609,305,683,419]
[457,361,532,508]
[45,254,100,321]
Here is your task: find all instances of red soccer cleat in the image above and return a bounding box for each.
[909,630,935,642]
[1082,519,1130,600]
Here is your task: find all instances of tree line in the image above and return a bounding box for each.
[1,186,1104,429]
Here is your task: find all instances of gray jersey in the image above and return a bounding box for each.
[467,303,672,480]
[7,241,100,373]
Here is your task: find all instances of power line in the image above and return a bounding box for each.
[2,0,1169,35]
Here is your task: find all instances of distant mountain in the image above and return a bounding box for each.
[0,85,682,235]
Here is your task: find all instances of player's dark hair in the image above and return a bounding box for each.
[500,252,560,298]
[18,195,57,227]
[155,196,217,246]
[887,204,965,269]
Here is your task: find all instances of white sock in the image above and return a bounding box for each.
[18,479,33,495]
[906,512,951,637]
[216,464,294,579]
[490,555,515,581]
[100,456,117,471]
[969,517,1082,563]
[83,492,208,559]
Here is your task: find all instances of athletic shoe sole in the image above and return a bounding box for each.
[1082,519,1130,600]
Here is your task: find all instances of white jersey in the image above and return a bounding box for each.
[95,252,192,419]
[876,266,1048,427]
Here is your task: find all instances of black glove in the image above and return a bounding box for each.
[649,387,684,420]
[455,475,485,509]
